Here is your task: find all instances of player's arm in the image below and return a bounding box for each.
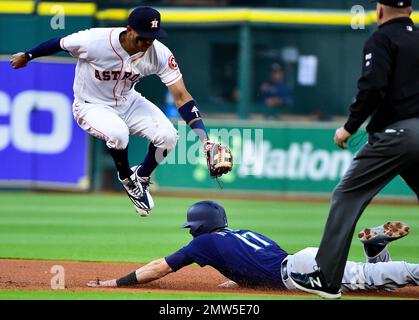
[10,37,64,69]
[11,29,91,70]
[87,251,194,288]
[158,47,209,144]
[168,79,209,143]
[87,258,174,288]
[169,79,233,178]
[159,48,232,177]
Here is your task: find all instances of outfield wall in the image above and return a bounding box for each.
[0,59,90,190]
[133,121,415,200]
[0,57,415,199]
[0,3,376,118]
[4,2,419,119]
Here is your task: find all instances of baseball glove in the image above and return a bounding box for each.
[204,141,233,178]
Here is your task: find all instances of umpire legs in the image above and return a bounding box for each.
[315,120,419,289]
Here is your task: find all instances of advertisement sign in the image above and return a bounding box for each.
[154,122,414,198]
[0,60,90,189]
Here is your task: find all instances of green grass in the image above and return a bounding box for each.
[0,192,417,300]
[0,192,417,263]
[0,290,411,300]
[0,289,309,300]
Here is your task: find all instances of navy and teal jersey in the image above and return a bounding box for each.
[165,228,289,288]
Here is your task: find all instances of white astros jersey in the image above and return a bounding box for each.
[60,27,182,107]
[66,27,180,153]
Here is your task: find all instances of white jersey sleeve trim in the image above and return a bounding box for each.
[60,38,68,51]
[164,73,183,87]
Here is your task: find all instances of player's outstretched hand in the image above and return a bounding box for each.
[87,279,117,288]
[10,52,28,69]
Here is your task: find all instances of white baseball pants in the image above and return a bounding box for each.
[72,92,178,151]
[282,247,419,292]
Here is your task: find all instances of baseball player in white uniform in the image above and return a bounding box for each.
[11,7,220,216]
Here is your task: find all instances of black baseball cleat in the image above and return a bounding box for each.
[290,270,341,299]
[358,221,410,246]
[135,175,154,215]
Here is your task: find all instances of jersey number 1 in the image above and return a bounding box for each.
[234,232,270,251]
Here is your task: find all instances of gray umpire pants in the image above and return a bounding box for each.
[316,118,419,289]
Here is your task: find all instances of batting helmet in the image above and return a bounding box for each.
[182,201,228,237]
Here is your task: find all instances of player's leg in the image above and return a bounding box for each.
[107,148,132,180]
[341,260,419,292]
[283,248,375,293]
[73,102,148,216]
[341,221,413,292]
[309,158,402,292]
[281,247,319,290]
[74,102,131,179]
[364,245,392,264]
[73,101,130,154]
[313,128,419,291]
[290,125,419,297]
[121,94,178,212]
[125,94,178,177]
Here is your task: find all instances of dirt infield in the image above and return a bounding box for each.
[0,259,418,299]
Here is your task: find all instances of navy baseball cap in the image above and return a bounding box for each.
[128,7,167,39]
[371,0,412,7]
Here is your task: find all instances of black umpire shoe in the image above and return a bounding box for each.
[290,270,341,299]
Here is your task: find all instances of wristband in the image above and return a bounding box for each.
[116,271,138,287]
[178,100,201,125]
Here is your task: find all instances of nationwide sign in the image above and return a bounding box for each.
[150,123,414,198]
